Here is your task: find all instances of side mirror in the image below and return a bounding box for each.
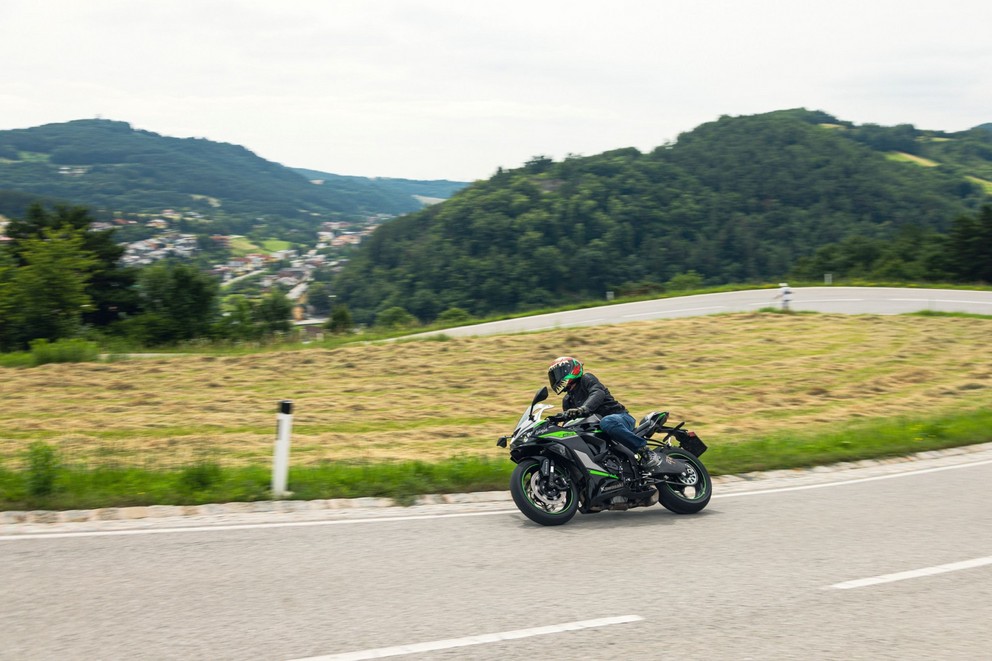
[532,386,549,405]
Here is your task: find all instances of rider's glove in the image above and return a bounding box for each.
[565,407,587,419]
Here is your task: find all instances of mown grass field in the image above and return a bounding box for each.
[1,312,989,475]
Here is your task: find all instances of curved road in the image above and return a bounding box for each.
[2,449,991,659]
[415,286,992,338]
[3,287,990,659]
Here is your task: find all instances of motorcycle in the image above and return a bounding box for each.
[497,386,711,526]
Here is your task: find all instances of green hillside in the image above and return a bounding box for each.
[292,169,467,202]
[0,119,466,229]
[332,109,992,324]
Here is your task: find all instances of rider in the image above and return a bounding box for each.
[547,356,679,474]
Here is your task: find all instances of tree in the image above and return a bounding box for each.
[436,307,471,326]
[375,306,416,330]
[306,281,333,316]
[5,204,138,328]
[0,249,18,351]
[254,291,293,335]
[326,304,353,334]
[215,294,260,341]
[667,270,704,291]
[944,206,992,282]
[130,262,219,345]
[6,226,98,348]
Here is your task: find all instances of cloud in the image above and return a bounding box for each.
[1,0,991,179]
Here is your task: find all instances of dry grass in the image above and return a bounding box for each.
[1,313,989,468]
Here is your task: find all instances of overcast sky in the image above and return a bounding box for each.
[2,1,990,181]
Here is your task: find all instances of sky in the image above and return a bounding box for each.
[2,0,991,182]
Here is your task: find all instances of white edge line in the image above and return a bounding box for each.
[0,509,517,541]
[288,614,643,661]
[711,458,992,499]
[829,556,992,590]
[4,458,991,542]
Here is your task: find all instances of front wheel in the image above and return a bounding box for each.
[657,449,712,514]
[510,457,578,526]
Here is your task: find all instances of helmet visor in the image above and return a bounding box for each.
[548,361,580,394]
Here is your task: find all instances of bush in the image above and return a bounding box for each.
[29,338,100,366]
[667,270,704,292]
[178,461,223,493]
[26,442,60,497]
[326,305,353,334]
[375,306,417,330]
[436,307,471,326]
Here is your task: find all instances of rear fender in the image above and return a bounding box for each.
[673,429,707,457]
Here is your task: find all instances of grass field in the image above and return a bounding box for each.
[261,239,292,252]
[1,312,989,475]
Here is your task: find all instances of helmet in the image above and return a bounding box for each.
[548,356,583,394]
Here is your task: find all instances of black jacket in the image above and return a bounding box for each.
[562,372,627,417]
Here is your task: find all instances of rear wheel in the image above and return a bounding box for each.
[510,458,578,526]
[657,450,711,514]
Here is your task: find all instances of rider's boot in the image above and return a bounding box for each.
[637,447,662,471]
[639,447,684,475]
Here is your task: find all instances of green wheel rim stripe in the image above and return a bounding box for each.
[664,451,709,500]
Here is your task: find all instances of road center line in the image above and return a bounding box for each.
[890,298,992,305]
[287,614,643,661]
[828,556,992,590]
[623,305,724,317]
[802,298,863,303]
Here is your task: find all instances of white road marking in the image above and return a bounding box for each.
[828,556,992,590]
[0,510,517,541]
[890,298,992,305]
[287,614,643,661]
[2,458,990,542]
[623,305,724,317]
[712,459,992,498]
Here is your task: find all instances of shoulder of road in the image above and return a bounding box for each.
[3,442,991,535]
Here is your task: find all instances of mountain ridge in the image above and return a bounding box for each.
[330,108,992,324]
[0,119,469,227]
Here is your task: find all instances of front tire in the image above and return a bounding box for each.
[510,458,578,526]
[657,449,712,514]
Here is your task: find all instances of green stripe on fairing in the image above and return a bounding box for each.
[539,431,578,439]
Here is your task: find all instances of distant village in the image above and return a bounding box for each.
[0,208,391,321]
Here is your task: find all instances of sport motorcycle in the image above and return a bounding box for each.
[497,386,711,526]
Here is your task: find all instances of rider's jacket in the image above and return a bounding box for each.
[562,372,628,417]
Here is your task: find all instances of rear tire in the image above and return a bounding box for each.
[657,450,711,514]
[510,458,578,526]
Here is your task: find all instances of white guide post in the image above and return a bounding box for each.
[272,400,294,497]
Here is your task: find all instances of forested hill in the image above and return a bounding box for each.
[0,119,467,224]
[332,109,992,324]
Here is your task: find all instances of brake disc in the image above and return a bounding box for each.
[528,472,566,511]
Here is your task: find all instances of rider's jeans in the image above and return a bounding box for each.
[600,412,647,453]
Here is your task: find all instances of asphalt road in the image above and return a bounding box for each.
[412,286,992,338]
[3,455,991,660]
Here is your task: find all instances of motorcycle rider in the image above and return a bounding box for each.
[547,356,680,474]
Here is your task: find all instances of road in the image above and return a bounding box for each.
[411,286,992,338]
[3,452,991,660]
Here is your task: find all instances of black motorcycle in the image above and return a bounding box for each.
[497,387,711,526]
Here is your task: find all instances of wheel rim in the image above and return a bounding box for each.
[662,453,708,502]
[521,464,574,514]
